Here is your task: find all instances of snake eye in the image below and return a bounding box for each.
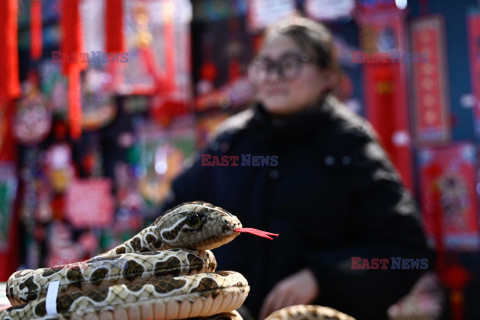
[186,212,202,228]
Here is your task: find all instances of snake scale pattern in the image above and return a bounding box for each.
[2,202,249,320]
[2,201,356,320]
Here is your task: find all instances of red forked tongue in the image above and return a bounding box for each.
[234,228,279,240]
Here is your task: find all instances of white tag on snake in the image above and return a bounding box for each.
[46,280,60,315]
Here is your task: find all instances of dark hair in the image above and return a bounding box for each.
[265,16,340,74]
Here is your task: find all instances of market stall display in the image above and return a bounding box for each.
[1,0,480,318]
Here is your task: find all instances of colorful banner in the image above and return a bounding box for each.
[356,9,414,190]
[467,8,480,138]
[410,15,451,145]
[418,143,480,252]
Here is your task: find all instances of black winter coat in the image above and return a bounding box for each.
[161,95,434,320]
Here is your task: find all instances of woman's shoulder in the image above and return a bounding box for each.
[200,107,255,153]
[214,107,255,137]
[324,95,377,143]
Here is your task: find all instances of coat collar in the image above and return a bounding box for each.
[248,94,336,148]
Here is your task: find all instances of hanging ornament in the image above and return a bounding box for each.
[30,0,43,60]
[45,144,75,194]
[105,0,125,54]
[13,76,52,145]
[38,62,69,117]
[82,69,116,130]
[115,0,192,125]
[61,0,87,139]
[0,0,21,104]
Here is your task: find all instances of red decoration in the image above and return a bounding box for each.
[438,264,471,320]
[105,0,125,53]
[410,15,450,145]
[30,0,43,60]
[424,152,472,320]
[0,0,21,105]
[418,143,480,252]
[0,102,17,162]
[357,9,414,190]
[61,0,86,139]
[151,99,188,127]
[163,1,176,93]
[357,0,397,13]
[439,263,471,291]
[200,62,218,81]
[67,67,82,139]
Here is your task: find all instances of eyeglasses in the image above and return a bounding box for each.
[247,52,312,85]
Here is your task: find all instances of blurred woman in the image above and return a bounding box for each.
[161,16,433,320]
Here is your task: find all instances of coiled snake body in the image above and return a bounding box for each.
[2,202,250,320]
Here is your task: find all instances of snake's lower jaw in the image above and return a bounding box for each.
[194,232,241,251]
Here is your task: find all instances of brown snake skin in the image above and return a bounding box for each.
[264,305,356,320]
[2,202,248,320]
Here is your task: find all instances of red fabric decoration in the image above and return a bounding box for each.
[229,60,241,82]
[163,3,176,93]
[67,66,82,139]
[151,99,188,127]
[439,264,471,320]
[30,0,43,60]
[439,264,471,290]
[235,228,279,240]
[139,48,163,90]
[200,62,218,81]
[105,0,125,53]
[0,0,21,104]
[0,100,17,162]
[61,0,86,139]
[429,163,470,320]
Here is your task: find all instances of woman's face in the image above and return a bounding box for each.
[254,34,334,115]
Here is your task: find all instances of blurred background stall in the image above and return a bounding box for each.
[0,0,480,319]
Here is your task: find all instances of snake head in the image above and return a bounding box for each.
[159,201,242,250]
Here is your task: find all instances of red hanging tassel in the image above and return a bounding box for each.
[163,0,176,93]
[0,100,17,161]
[31,0,43,60]
[105,0,125,53]
[0,0,21,105]
[68,66,82,139]
[61,0,86,139]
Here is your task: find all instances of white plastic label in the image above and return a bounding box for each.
[46,280,60,315]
